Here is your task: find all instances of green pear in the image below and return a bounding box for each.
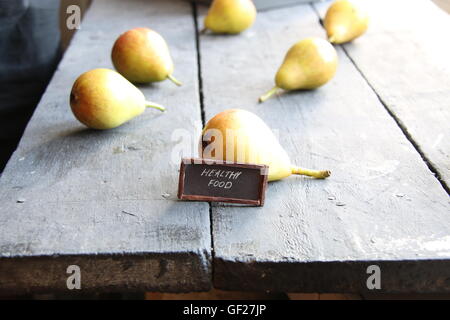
[259,38,338,103]
[203,0,257,34]
[199,109,330,181]
[70,68,165,130]
[325,0,369,44]
[111,27,182,86]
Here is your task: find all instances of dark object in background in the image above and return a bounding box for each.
[0,0,61,172]
[191,0,314,11]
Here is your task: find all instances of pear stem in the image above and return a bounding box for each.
[145,100,166,112]
[328,35,337,44]
[167,74,183,86]
[291,166,331,179]
[200,27,208,34]
[259,86,279,103]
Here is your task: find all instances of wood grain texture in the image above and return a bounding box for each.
[315,0,450,190]
[0,0,211,293]
[197,3,450,292]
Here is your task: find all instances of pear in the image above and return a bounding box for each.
[259,38,338,103]
[324,0,369,44]
[70,68,165,130]
[111,28,182,86]
[203,0,257,34]
[199,109,330,181]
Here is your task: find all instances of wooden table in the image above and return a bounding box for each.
[0,0,449,294]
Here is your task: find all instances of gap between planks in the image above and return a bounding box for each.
[191,1,215,284]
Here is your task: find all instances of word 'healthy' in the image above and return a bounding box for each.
[201,168,242,189]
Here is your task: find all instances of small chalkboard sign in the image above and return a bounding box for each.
[178,158,268,206]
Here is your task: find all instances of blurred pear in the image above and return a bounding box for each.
[324,0,369,44]
[203,0,256,34]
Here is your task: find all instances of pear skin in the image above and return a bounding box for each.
[70,69,165,130]
[111,28,182,85]
[199,109,330,181]
[204,0,256,34]
[324,0,369,44]
[259,38,338,102]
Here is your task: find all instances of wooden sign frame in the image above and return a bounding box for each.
[177,158,268,206]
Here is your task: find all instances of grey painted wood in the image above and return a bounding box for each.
[0,0,211,293]
[197,3,450,292]
[315,0,450,191]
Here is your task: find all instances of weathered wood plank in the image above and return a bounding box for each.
[0,0,210,293]
[314,0,450,191]
[197,3,450,292]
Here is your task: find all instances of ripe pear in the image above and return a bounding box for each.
[199,109,330,181]
[259,38,338,103]
[324,0,369,44]
[70,68,165,130]
[111,28,182,86]
[203,0,257,34]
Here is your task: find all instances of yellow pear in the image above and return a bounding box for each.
[199,109,330,181]
[203,0,256,34]
[259,38,338,102]
[324,0,369,44]
[70,68,165,130]
[111,28,182,86]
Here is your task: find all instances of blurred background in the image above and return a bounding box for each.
[49,0,450,54]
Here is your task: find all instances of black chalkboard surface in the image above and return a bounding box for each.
[178,158,268,206]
